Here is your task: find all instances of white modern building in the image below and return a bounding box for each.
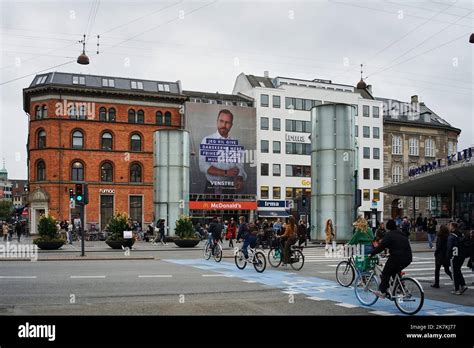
[233,73,384,223]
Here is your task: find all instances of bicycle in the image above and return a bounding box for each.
[234,242,266,273]
[353,256,424,315]
[204,238,223,262]
[336,255,357,287]
[267,238,305,271]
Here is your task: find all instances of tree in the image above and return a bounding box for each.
[0,200,13,221]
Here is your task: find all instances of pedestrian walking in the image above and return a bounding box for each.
[401,216,411,237]
[468,230,474,285]
[15,220,23,243]
[67,220,73,244]
[447,222,468,295]
[416,213,423,233]
[158,219,167,245]
[227,218,236,248]
[2,221,9,242]
[297,219,307,247]
[431,225,452,288]
[427,217,437,249]
[325,219,335,250]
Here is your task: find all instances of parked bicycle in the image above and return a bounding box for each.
[234,242,266,273]
[204,238,223,262]
[353,255,424,315]
[267,238,304,271]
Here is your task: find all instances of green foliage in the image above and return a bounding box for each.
[106,211,129,241]
[174,215,197,240]
[0,200,13,221]
[34,215,64,243]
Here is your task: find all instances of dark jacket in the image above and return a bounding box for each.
[208,221,223,240]
[371,228,412,265]
[447,230,467,259]
[297,224,307,240]
[237,223,249,240]
[434,234,449,265]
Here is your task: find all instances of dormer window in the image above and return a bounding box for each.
[72,76,85,85]
[131,81,143,89]
[158,83,170,92]
[102,78,115,87]
[35,75,48,85]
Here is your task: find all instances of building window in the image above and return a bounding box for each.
[355,125,358,137]
[448,141,455,155]
[285,187,293,198]
[108,108,116,122]
[68,105,78,119]
[72,130,84,149]
[286,143,311,155]
[156,111,163,125]
[261,140,269,153]
[425,138,435,157]
[100,195,114,232]
[137,110,144,124]
[392,135,402,155]
[373,147,380,159]
[373,190,380,201]
[37,130,46,149]
[273,141,281,154]
[353,104,358,116]
[130,134,142,152]
[363,189,370,201]
[131,81,143,89]
[363,168,370,180]
[272,95,281,108]
[409,137,419,156]
[285,165,311,177]
[260,186,269,199]
[35,106,41,119]
[36,160,46,181]
[363,126,370,138]
[129,196,143,227]
[273,164,281,176]
[363,147,370,159]
[260,94,269,107]
[128,109,136,123]
[71,161,84,182]
[363,105,369,117]
[373,106,380,118]
[164,111,171,126]
[285,120,311,133]
[130,163,142,183]
[373,127,380,139]
[102,78,115,87]
[285,97,294,109]
[273,187,281,199]
[99,107,107,121]
[261,163,269,176]
[100,162,113,182]
[261,117,269,130]
[392,165,402,184]
[72,76,85,85]
[373,168,380,180]
[273,118,281,131]
[158,83,170,92]
[101,132,113,150]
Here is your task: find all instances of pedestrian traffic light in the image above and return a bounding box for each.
[302,196,307,207]
[83,184,88,205]
[69,188,74,201]
[75,184,84,205]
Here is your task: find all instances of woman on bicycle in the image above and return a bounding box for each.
[348,217,374,255]
[277,216,297,265]
[368,219,412,298]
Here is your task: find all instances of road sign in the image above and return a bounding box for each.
[69,199,76,209]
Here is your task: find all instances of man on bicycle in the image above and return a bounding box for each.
[368,219,412,298]
[237,216,255,260]
[208,216,223,253]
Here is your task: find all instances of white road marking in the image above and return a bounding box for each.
[370,310,396,316]
[138,275,173,278]
[201,274,233,277]
[0,276,37,279]
[306,296,324,301]
[335,302,358,308]
[70,275,106,279]
[243,280,257,283]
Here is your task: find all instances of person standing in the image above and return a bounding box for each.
[15,220,22,243]
[325,219,335,250]
[431,224,452,288]
[226,218,236,248]
[297,220,307,247]
[373,222,387,248]
[67,220,73,244]
[401,216,411,237]
[158,219,167,245]
[416,213,423,233]
[447,222,468,295]
[427,217,437,249]
[3,221,9,242]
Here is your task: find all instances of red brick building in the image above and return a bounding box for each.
[23,72,186,234]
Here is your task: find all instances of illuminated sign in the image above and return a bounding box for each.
[408,147,473,178]
[189,201,257,210]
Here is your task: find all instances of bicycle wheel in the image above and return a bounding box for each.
[213,243,223,262]
[268,248,282,267]
[253,251,266,273]
[336,260,355,287]
[290,249,304,271]
[234,250,247,270]
[354,272,379,306]
[203,242,212,260]
[393,277,424,315]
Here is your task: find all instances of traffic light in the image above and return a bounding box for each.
[75,184,84,205]
[69,188,74,201]
[83,184,88,205]
[302,196,307,207]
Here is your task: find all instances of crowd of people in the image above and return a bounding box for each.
[1,219,25,242]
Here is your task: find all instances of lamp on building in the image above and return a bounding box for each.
[470,33,474,43]
[77,34,90,65]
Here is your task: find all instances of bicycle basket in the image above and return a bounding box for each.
[354,255,378,271]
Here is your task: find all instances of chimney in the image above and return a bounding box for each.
[411,95,419,104]
[264,71,269,78]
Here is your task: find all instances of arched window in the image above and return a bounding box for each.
[164,111,171,126]
[41,105,48,118]
[128,109,136,123]
[68,104,78,119]
[101,132,113,150]
[392,165,402,184]
[108,108,116,122]
[100,162,113,182]
[71,161,84,181]
[35,106,41,119]
[130,134,142,152]
[130,163,142,183]
[37,160,46,181]
[425,138,435,157]
[78,105,87,120]
[38,129,46,148]
[409,137,419,156]
[392,135,402,155]
[137,110,144,124]
[156,111,163,125]
[99,107,107,121]
[72,130,84,149]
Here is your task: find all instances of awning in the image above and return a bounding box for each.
[257,210,290,218]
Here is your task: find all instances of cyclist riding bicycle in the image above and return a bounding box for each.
[276,216,297,265]
[237,216,255,260]
[208,216,223,252]
[368,219,413,298]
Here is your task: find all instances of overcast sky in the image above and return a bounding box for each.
[0,0,472,179]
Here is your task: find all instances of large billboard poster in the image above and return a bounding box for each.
[186,102,257,195]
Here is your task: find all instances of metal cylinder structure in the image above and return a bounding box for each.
[153,129,190,236]
[311,103,356,241]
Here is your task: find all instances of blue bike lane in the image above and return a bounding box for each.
[165,258,474,316]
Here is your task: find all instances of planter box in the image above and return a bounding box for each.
[35,241,65,250]
[173,239,200,248]
[106,238,135,249]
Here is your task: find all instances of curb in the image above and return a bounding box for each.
[0,257,156,261]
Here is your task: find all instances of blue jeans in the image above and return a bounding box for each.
[242,235,257,258]
[427,233,436,248]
